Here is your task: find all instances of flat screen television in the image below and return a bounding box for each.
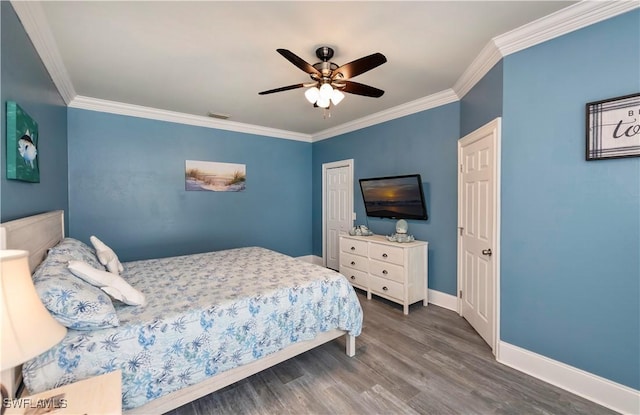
[359,174,428,220]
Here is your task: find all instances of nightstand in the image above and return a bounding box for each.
[5,370,121,415]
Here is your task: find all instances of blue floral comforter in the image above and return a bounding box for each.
[23,247,363,410]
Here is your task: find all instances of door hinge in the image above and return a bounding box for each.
[459,290,463,299]
[460,164,463,173]
[458,227,464,236]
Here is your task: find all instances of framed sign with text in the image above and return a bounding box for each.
[586,93,640,160]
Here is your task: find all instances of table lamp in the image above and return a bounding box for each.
[1,250,67,412]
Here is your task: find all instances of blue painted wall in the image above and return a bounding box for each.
[0,2,68,225]
[67,109,312,261]
[312,103,460,295]
[460,60,503,137]
[5,0,638,392]
[501,10,640,389]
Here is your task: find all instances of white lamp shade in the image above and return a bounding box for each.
[331,89,345,106]
[319,83,333,100]
[1,250,67,370]
[305,87,320,104]
[316,97,331,108]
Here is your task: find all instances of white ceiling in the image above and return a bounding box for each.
[18,1,624,138]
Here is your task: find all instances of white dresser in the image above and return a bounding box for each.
[339,234,428,314]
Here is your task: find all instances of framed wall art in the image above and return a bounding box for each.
[586,93,640,161]
[6,101,40,182]
[185,160,246,192]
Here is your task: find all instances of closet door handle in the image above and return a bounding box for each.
[382,253,388,258]
[382,286,389,291]
[350,246,356,251]
[382,270,388,275]
[482,248,492,256]
[350,261,356,266]
[350,275,355,280]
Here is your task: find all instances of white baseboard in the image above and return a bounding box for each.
[297,255,324,266]
[291,260,639,414]
[428,289,458,311]
[498,341,640,414]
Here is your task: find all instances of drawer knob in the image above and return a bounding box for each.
[350,261,356,266]
[382,253,388,258]
[350,275,355,280]
[350,246,356,251]
[382,286,389,291]
[382,270,388,275]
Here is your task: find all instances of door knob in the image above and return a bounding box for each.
[482,248,492,256]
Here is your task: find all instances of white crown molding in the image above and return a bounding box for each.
[13,0,639,141]
[10,0,75,104]
[69,96,312,142]
[499,341,640,415]
[311,89,460,142]
[453,0,640,100]
[452,41,503,100]
[494,1,640,57]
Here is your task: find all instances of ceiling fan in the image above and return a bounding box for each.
[258,46,387,109]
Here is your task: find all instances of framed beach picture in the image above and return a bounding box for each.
[185,160,246,192]
[586,93,640,160]
[6,101,40,182]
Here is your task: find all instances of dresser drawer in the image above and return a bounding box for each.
[369,260,405,284]
[340,267,368,288]
[340,252,368,273]
[369,243,404,265]
[340,238,368,257]
[369,275,403,301]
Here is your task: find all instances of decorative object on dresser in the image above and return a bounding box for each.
[0,250,67,413]
[339,234,428,314]
[348,225,373,236]
[386,218,415,243]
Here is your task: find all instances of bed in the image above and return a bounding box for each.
[0,211,363,414]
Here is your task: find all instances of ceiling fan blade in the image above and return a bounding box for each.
[332,53,387,80]
[339,81,385,98]
[277,49,322,76]
[258,83,305,95]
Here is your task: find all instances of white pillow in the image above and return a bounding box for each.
[90,235,124,274]
[68,260,146,306]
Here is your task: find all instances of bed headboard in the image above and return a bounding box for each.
[0,210,65,397]
[0,210,65,273]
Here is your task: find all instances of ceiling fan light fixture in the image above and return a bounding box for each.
[305,87,320,104]
[330,89,345,106]
[319,83,333,100]
[316,96,331,108]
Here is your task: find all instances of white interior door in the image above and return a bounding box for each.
[458,118,501,353]
[323,160,354,270]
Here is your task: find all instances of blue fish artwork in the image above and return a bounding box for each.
[18,131,37,168]
[6,101,40,182]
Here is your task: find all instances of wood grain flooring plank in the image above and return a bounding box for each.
[166,291,618,415]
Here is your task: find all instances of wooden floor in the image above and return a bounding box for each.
[166,290,617,415]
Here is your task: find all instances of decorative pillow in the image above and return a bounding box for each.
[32,253,119,330]
[68,261,146,306]
[47,237,105,270]
[90,236,124,275]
